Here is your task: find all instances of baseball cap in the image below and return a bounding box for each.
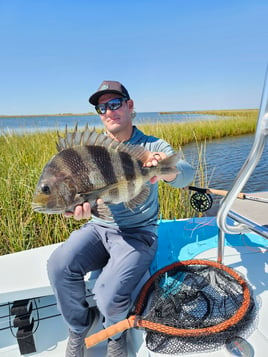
[89,80,130,105]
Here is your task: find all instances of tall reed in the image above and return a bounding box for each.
[0,113,258,254]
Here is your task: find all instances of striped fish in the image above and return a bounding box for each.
[32,125,181,220]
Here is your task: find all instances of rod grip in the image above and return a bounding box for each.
[188,186,245,199]
[207,188,245,199]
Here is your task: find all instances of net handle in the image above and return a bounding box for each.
[86,260,252,348]
[85,315,136,349]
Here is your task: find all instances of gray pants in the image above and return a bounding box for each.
[47,222,157,334]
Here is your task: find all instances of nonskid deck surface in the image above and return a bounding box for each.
[229,192,268,228]
[0,217,267,356]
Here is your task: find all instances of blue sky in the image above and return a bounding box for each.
[1,0,268,115]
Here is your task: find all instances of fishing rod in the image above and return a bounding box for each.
[187,186,268,212]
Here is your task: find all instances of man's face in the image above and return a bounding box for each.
[97,93,134,136]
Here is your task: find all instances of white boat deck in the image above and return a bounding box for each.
[0,212,267,356]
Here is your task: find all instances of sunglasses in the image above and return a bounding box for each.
[95,97,128,115]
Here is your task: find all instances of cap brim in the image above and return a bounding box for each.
[89,90,126,105]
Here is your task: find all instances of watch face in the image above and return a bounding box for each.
[190,192,213,212]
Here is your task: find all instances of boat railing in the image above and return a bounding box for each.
[216,68,268,261]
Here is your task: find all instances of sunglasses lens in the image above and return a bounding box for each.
[95,104,106,114]
[108,99,122,110]
[95,98,126,114]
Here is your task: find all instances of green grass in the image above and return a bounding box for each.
[140,110,257,148]
[0,111,258,254]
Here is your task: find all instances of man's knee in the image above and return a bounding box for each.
[94,280,130,319]
[47,245,67,284]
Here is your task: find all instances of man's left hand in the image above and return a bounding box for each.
[143,152,177,183]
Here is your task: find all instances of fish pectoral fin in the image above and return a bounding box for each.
[91,201,114,221]
[124,185,150,210]
[77,182,120,202]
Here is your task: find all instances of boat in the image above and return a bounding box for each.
[1,71,268,356]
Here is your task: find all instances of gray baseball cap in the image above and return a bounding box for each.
[89,80,130,105]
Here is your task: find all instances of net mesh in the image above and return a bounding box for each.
[135,261,255,354]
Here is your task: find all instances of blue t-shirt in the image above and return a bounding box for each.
[91,126,194,232]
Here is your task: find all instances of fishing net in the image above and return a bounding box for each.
[85,259,255,354]
[142,260,255,354]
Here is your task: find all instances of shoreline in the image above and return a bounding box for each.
[159,109,258,115]
[0,112,96,118]
[0,108,258,119]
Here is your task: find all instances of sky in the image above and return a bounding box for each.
[0,0,268,116]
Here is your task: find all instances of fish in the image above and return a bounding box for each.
[32,124,181,220]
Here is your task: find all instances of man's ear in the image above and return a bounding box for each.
[128,99,134,110]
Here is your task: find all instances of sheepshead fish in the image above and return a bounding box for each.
[32,125,181,220]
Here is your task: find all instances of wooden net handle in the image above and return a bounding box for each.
[85,315,136,349]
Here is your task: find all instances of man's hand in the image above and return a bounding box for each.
[143,152,167,167]
[143,152,178,183]
[64,199,103,221]
[64,202,92,220]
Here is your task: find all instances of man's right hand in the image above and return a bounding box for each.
[64,202,92,221]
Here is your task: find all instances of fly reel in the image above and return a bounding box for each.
[190,191,213,212]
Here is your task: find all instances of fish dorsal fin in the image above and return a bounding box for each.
[56,124,148,162]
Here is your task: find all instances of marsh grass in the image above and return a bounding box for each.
[0,112,258,254]
[140,111,257,148]
[0,132,81,254]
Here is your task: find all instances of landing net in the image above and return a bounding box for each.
[85,259,255,354]
[138,260,255,354]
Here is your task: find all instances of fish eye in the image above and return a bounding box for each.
[41,184,51,195]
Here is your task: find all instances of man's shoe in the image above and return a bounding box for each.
[107,332,127,357]
[65,307,100,357]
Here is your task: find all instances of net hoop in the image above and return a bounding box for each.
[134,259,251,337]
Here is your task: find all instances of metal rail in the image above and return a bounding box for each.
[216,68,268,261]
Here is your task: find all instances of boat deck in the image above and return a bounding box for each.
[229,191,268,238]
[0,213,267,356]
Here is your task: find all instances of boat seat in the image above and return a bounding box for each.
[0,242,150,305]
[0,243,99,304]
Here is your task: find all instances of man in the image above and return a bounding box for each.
[47,81,194,356]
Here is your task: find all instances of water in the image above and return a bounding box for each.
[0,112,218,135]
[183,134,268,215]
[1,113,267,215]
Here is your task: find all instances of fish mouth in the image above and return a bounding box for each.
[31,203,63,214]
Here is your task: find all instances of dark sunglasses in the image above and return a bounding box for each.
[95,97,128,115]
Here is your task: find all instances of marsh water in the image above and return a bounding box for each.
[0,112,218,134]
[183,134,268,215]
